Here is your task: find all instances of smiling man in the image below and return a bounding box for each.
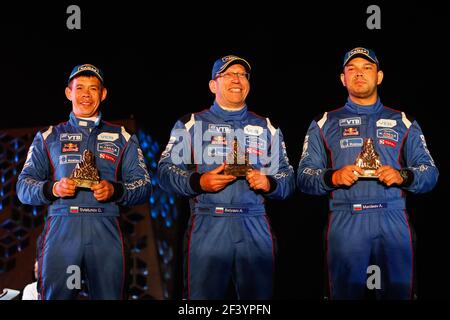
[158,55,295,299]
[16,64,152,300]
[297,47,439,299]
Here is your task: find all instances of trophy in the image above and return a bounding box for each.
[354,138,382,178]
[70,149,101,188]
[224,137,252,176]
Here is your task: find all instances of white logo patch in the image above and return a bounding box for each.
[59,154,82,164]
[376,119,397,128]
[208,124,231,134]
[60,133,82,141]
[340,138,364,148]
[244,125,263,136]
[97,132,119,141]
[339,117,361,127]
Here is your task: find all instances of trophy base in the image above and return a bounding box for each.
[224,165,252,177]
[354,170,379,179]
[73,178,100,188]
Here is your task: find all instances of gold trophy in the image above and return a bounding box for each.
[70,149,101,188]
[354,138,382,178]
[224,137,252,177]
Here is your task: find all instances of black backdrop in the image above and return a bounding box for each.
[1,2,448,300]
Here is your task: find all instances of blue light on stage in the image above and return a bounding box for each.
[137,129,179,298]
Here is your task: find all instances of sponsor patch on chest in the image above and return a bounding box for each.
[97,142,120,156]
[244,125,264,136]
[379,139,397,148]
[342,127,360,137]
[211,135,227,145]
[377,128,398,141]
[208,124,231,134]
[97,132,119,141]
[340,138,363,148]
[376,119,397,128]
[61,142,80,153]
[99,153,117,163]
[207,146,230,157]
[245,136,266,150]
[60,133,82,141]
[339,117,361,127]
[59,154,82,164]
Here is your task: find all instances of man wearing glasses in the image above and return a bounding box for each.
[158,55,295,299]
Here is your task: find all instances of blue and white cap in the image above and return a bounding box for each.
[68,64,104,84]
[343,47,379,68]
[211,55,251,80]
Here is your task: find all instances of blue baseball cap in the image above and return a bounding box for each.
[211,55,251,80]
[343,47,379,68]
[68,64,104,84]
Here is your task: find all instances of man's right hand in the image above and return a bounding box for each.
[200,163,237,192]
[53,177,77,197]
[332,165,364,187]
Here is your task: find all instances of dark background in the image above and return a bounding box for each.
[1,2,448,299]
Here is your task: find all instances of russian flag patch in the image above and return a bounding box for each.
[215,207,224,214]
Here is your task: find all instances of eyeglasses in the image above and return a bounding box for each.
[215,72,250,80]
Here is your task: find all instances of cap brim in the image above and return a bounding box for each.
[68,70,104,83]
[217,58,251,74]
[343,53,378,67]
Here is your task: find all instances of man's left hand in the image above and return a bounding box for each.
[375,166,403,187]
[91,180,115,201]
[246,170,271,192]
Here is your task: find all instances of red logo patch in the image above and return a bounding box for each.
[343,127,359,136]
[99,153,116,162]
[247,147,263,156]
[62,143,79,153]
[379,139,397,148]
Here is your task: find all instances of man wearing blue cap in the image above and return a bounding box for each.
[297,47,439,299]
[16,64,152,299]
[158,55,295,299]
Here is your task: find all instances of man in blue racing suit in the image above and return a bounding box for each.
[16,64,152,300]
[297,47,438,299]
[158,55,295,299]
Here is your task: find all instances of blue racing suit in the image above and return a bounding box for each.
[158,102,295,299]
[297,98,438,299]
[16,112,152,300]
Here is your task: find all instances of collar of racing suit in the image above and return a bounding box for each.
[69,111,102,128]
[344,97,383,114]
[210,101,248,121]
